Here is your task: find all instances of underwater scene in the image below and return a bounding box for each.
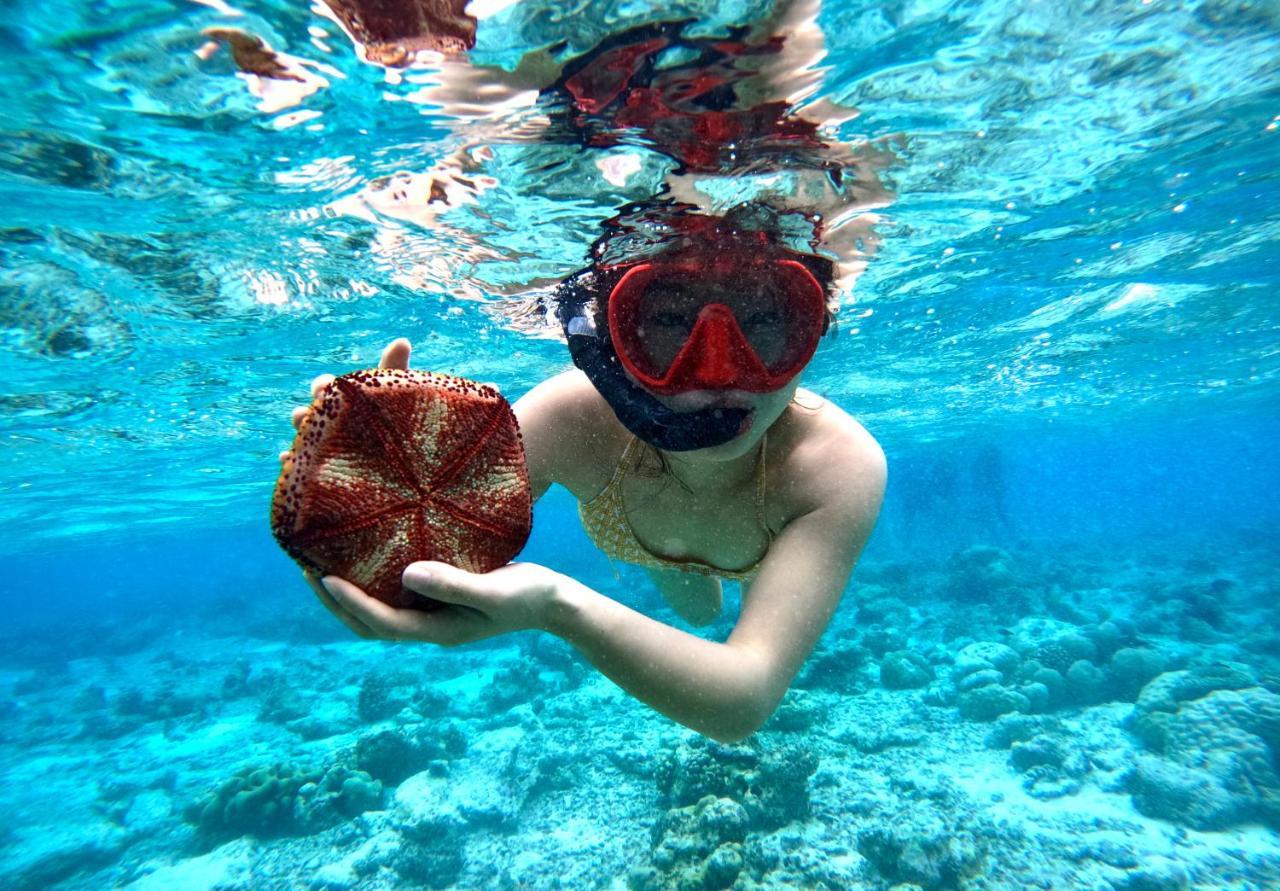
[2,0,1279,888]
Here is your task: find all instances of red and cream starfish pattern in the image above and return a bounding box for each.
[272,369,531,609]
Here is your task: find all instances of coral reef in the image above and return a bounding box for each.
[6,533,1280,889]
[390,814,467,889]
[855,770,994,890]
[794,640,869,695]
[628,795,749,891]
[183,761,382,843]
[354,722,467,786]
[1125,664,1280,829]
[948,545,1025,610]
[655,738,817,830]
[628,738,822,889]
[764,690,828,733]
[879,649,935,689]
[357,670,419,723]
[929,623,1179,724]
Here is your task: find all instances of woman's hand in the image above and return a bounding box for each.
[288,335,560,647]
[280,338,412,464]
[304,561,566,646]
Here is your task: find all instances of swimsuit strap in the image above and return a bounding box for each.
[615,431,771,540]
[607,435,644,491]
[582,432,772,579]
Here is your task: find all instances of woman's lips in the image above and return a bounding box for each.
[662,390,756,437]
[669,390,755,412]
[703,405,755,437]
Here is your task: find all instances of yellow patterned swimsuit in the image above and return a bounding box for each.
[578,434,773,582]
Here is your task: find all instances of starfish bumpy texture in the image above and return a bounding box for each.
[271,369,531,609]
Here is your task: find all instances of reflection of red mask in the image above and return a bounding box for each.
[607,255,827,395]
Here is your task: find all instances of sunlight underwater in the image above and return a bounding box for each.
[0,0,1278,888]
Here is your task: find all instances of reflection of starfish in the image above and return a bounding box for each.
[272,369,531,609]
[316,0,477,67]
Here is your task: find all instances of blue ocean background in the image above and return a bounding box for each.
[2,0,1279,888]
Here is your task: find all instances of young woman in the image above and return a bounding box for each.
[287,205,886,744]
[281,0,889,743]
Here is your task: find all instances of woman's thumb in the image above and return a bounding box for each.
[379,338,412,370]
[403,561,475,605]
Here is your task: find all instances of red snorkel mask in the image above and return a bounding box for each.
[607,253,827,395]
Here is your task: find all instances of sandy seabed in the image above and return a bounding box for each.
[2,536,1278,890]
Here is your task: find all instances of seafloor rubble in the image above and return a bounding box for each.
[1,535,1277,890]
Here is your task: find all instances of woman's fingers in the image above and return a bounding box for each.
[318,575,425,640]
[310,373,335,398]
[304,571,377,639]
[290,373,338,432]
[312,572,483,646]
[401,561,486,608]
[379,338,412,370]
[296,346,405,436]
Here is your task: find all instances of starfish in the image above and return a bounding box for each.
[272,369,531,610]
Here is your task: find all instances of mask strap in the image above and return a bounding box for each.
[565,332,747,451]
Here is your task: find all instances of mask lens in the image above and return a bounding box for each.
[720,276,792,367]
[608,258,826,392]
[631,278,703,374]
[636,273,804,370]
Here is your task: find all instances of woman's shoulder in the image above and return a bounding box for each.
[786,389,882,458]
[770,389,886,519]
[513,370,629,498]
[516,369,619,434]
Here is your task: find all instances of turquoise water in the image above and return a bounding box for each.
[2,0,1279,888]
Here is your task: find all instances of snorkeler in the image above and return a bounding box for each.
[279,0,888,742]
[288,199,886,743]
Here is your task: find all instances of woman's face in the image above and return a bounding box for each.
[607,267,829,460]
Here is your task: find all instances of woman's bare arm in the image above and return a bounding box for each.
[546,578,769,742]
[301,356,885,741]
[725,444,886,717]
[544,427,886,742]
